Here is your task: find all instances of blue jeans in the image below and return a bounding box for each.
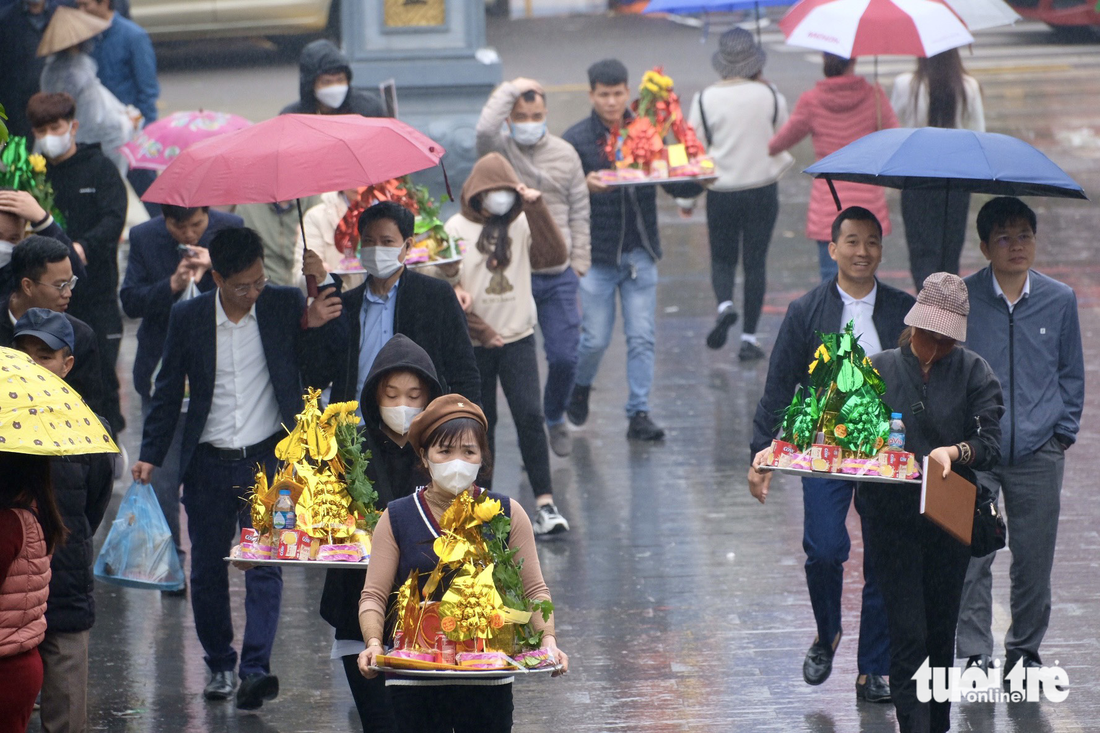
[802,477,891,675]
[182,447,282,676]
[817,240,838,282]
[575,249,657,417]
[532,268,581,425]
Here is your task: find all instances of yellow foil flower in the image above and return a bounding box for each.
[473,497,502,524]
[29,154,47,174]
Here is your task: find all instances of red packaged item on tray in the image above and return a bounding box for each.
[809,444,841,472]
[769,440,799,468]
[276,529,308,560]
[240,528,259,545]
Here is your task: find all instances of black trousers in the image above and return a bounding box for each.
[79,304,125,434]
[389,684,513,733]
[474,335,552,498]
[341,655,398,733]
[901,188,971,291]
[860,486,971,733]
[704,183,779,335]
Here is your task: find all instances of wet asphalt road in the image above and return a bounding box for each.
[25,14,1100,733]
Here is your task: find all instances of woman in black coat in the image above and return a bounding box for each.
[864,273,1004,733]
[318,334,443,732]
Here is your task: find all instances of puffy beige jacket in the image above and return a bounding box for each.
[475,81,591,276]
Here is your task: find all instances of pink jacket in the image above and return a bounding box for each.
[0,508,51,657]
[769,75,898,241]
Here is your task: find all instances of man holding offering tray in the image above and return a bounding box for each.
[747,207,914,703]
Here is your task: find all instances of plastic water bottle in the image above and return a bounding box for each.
[273,488,295,530]
[887,413,906,451]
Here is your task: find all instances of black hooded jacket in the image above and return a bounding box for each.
[278,40,386,117]
[319,334,443,641]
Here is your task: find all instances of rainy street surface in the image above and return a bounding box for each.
[27,15,1100,733]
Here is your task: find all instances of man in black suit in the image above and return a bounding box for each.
[307,201,481,408]
[1,235,105,417]
[120,204,243,558]
[131,227,342,710]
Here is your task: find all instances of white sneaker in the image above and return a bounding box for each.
[532,503,570,536]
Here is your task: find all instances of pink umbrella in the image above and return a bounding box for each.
[141,114,445,207]
[780,0,974,58]
[120,110,252,172]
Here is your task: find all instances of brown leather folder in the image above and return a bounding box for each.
[920,456,977,545]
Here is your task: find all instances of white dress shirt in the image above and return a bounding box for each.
[991,271,1031,314]
[838,282,883,356]
[199,293,283,448]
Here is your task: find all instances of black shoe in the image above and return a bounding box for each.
[706,308,739,350]
[236,672,279,710]
[566,385,590,427]
[627,412,665,441]
[203,670,237,701]
[966,654,991,674]
[856,674,892,703]
[738,340,767,362]
[803,630,842,686]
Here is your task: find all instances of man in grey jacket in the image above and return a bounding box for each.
[955,197,1084,680]
[476,77,591,457]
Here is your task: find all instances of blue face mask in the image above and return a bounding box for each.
[509,120,547,146]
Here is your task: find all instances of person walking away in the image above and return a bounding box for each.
[769,54,898,282]
[280,40,385,117]
[955,197,1083,681]
[305,201,481,413]
[0,452,66,733]
[860,273,1004,733]
[0,188,85,299]
[562,59,668,441]
[78,0,162,215]
[319,334,443,733]
[445,152,570,536]
[357,395,569,731]
[13,307,115,733]
[27,92,127,435]
[891,49,985,290]
[2,236,106,421]
[679,29,794,361]
[476,76,591,457]
[748,207,911,704]
[130,227,344,709]
[0,0,59,139]
[120,204,243,563]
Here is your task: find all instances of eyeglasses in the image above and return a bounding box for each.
[231,276,270,298]
[35,276,78,294]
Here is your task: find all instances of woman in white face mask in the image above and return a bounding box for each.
[358,394,569,730]
[319,334,442,730]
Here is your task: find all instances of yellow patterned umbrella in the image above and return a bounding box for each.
[0,347,119,456]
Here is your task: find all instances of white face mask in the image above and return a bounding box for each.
[359,244,405,279]
[36,126,72,160]
[483,190,516,217]
[0,241,14,269]
[379,405,422,435]
[510,120,547,146]
[315,83,349,109]
[428,458,481,496]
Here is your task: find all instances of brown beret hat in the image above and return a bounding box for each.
[407,394,488,453]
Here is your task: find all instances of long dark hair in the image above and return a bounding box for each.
[472,193,513,273]
[0,452,66,554]
[912,49,969,129]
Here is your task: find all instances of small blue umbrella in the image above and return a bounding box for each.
[804,127,1087,204]
[644,0,790,41]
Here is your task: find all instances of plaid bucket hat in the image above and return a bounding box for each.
[904,272,969,341]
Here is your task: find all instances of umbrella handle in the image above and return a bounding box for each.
[297,197,319,299]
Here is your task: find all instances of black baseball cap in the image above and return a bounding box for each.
[14,307,75,352]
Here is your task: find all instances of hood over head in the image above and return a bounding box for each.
[298,39,353,112]
[816,75,878,115]
[359,334,443,429]
[459,152,524,224]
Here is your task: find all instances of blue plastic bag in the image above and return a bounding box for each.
[94,481,185,591]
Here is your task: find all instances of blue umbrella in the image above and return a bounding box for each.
[804,128,1087,203]
[644,0,790,41]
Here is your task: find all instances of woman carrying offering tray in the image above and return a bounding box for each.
[357,394,568,732]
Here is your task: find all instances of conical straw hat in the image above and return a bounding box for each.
[36,6,111,58]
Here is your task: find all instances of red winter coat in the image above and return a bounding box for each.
[769,75,898,241]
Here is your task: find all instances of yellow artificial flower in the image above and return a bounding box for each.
[29,154,47,174]
[814,344,831,363]
[473,497,502,523]
[809,359,818,374]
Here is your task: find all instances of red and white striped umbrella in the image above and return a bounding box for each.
[779,0,974,58]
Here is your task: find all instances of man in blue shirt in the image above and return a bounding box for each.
[955,197,1084,680]
[78,0,161,213]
